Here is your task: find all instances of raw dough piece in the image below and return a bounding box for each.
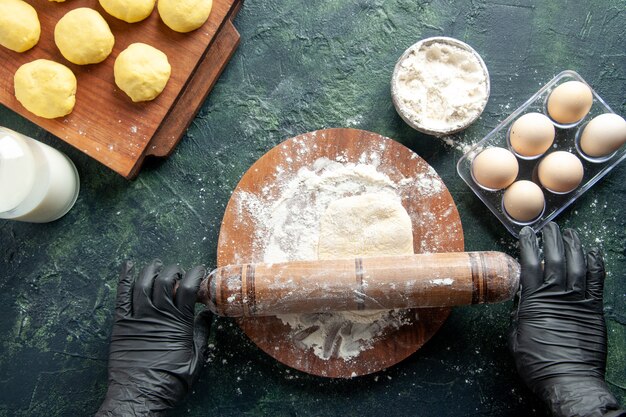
[114,43,171,102]
[157,0,213,33]
[54,8,115,65]
[14,59,77,119]
[99,0,156,23]
[0,0,40,53]
[318,193,413,260]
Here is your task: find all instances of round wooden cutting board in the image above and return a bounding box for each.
[217,128,464,378]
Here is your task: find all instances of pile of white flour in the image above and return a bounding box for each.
[234,153,446,360]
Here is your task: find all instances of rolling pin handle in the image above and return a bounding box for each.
[504,253,521,300]
[470,252,520,304]
[499,252,521,302]
[197,269,218,314]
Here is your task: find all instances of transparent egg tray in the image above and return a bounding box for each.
[457,70,626,238]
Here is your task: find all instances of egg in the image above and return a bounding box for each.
[538,151,584,193]
[547,81,593,124]
[509,112,555,158]
[503,180,545,223]
[579,113,626,158]
[471,147,519,190]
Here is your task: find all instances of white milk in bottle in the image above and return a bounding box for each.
[0,127,79,223]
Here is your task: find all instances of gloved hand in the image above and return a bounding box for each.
[509,222,624,417]
[96,260,213,417]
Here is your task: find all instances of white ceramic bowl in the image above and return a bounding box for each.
[391,36,491,136]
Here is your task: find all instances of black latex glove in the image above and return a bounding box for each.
[96,260,213,417]
[509,222,624,417]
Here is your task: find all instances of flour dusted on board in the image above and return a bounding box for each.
[235,152,447,360]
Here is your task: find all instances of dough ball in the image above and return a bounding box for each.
[114,43,171,102]
[14,59,77,119]
[158,0,213,33]
[99,0,156,23]
[0,0,40,53]
[318,193,414,260]
[54,8,115,65]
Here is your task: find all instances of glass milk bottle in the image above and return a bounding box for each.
[0,127,80,223]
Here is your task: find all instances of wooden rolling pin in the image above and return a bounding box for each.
[196,252,520,317]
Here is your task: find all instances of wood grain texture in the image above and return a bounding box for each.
[145,19,241,160]
[217,128,465,378]
[0,0,241,178]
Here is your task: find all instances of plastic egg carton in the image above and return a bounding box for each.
[456,70,625,237]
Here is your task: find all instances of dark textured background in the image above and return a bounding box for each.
[1,1,625,416]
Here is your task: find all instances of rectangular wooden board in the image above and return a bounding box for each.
[0,0,241,178]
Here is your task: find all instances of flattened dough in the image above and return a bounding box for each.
[114,43,171,102]
[14,59,77,119]
[99,0,156,23]
[0,0,40,53]
[158,0,213,33]
[54,8,114,65]
[318,193,414,260]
